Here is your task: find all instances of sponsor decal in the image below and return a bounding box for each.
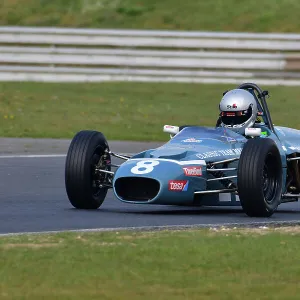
[224,112,235,116]
[183,166,202,177]
[226,104,238,109]
[196,148,243,159]
[168,180,189,192]
[182,138,202,143]
[221,136,237,143]
[246,128,257,131]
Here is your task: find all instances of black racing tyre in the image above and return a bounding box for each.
[237,138,282,217]
[65,130,111,209]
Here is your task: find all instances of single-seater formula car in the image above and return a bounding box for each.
[65,83,300,217]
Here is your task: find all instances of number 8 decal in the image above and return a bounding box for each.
[131,160,160,174]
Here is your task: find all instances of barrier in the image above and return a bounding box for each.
[1,26,300,85]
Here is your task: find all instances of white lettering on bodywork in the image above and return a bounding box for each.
[196,148,242,159]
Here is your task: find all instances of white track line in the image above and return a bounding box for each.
[0,154,66,158]
[1,220,300,237]
[0,153,134,159]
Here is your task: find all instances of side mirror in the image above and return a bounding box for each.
[163,125,179,138]
[245,128,262,137]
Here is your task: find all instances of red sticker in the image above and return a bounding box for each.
[183,166,202,177]
[168,180,189,192]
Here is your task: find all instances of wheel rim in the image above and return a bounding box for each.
[262,153,279,204]
[90,145,110,197]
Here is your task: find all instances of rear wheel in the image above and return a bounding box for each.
[237,138,282,217]
[65,130,111,209]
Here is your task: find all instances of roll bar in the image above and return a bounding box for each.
[237,82,275,134]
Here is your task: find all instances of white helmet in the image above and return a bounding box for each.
[219,89,258,135]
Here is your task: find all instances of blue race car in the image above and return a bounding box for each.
[65,83,300,217]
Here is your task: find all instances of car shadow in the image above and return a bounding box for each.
[65,206,241,214]
[115,207,242,215]
[64,205,300,221]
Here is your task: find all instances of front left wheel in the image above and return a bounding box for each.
[65,130,111,209]
[237,138,283,217]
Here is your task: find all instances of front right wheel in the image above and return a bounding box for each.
[65,130,111,209]
[237,138,283,217]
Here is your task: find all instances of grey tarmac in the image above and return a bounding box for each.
[1,138,300,235]
[0,137,162,155]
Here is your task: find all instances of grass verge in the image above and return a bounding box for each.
[0,82,300,141]
[1,227,300,299]
[0,0,300,32]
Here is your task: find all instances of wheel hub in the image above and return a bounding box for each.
[91,147,111,196]
[262,157,277,204]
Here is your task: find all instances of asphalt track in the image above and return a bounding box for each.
[1,137,300,235]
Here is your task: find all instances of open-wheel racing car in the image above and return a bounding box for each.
[65,82,300,217]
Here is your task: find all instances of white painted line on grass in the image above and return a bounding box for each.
[0,154,67,158]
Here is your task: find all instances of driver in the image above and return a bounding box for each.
[216,89,258,135]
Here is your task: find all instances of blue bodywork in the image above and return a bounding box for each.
[112,123,300,207]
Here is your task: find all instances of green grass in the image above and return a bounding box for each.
[1,228,300,299]
[0,0,300,32]
[0,82,300,141]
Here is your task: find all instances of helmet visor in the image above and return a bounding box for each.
[221,106,252,126]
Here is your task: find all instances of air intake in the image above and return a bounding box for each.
[115,177,160,202]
